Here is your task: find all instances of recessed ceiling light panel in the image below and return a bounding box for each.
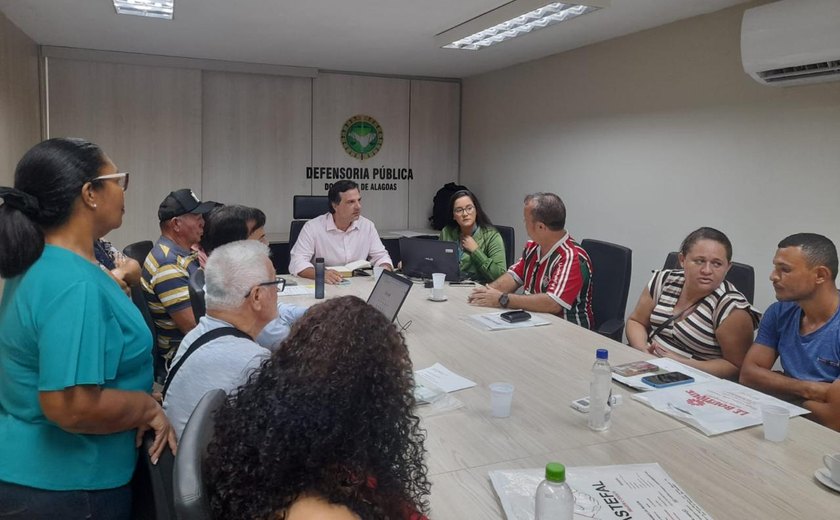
[438,0,608,50]
[114,0,174,20]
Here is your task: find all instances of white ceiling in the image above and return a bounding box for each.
[0,0,750,78]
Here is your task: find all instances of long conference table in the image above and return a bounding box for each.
[282,275,839,519]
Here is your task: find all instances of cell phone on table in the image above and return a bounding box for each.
[500,310,531,323]
[641,371,694,388]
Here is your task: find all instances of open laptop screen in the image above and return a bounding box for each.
[367,270,413,322]
[399,237,460,281]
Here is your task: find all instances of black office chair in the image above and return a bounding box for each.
[189,268,206,321]
[662,252,755,303]
[288,219,307,252]
[580,239,633,343]
[293,195,330,219]
[173,389,227,520]
[128,284,165,383]
[131,430,176,520]
[123,240,154,265]
[495,225,516,267]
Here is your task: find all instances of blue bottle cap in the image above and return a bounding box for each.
[596,348,608,360]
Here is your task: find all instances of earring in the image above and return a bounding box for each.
[92,203,97,208]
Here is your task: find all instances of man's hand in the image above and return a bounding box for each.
[468,285,503,307]
[325,269,344,285]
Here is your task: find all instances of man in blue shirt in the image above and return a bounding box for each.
[740,233,840,431]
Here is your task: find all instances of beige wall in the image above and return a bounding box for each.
[460,1,840,316]
[44,54,460,248]
[0,11,40,193]
[0,12,40,289]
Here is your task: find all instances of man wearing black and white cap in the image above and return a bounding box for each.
[141,189,216,368]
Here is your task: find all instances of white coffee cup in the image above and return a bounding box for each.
[823,453,840,483]
[761,404,789,442]
[489,382,514,418]
[431,272,446,300]
[373,265,384,281]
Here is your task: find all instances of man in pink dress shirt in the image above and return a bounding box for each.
[288,180,393,284]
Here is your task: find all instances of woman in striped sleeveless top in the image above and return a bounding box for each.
[626,228,761,379]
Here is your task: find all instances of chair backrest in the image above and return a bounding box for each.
[581,239,633,331]
[293,195,330,219]
[129,284,165,382]
[288,219,307,252]
[124,240,154,265]
[662,251,755,303]
[188,268,206,321]
[726,262,755,304]
[131,430,176,520]
[495,225,516,267]
[173,389,227,520]
[663,251,680,270]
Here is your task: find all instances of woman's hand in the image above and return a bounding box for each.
[136,404,178,464]
[647,341,677,359]
[461,235,478,253]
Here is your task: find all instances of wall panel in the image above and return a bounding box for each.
[201,71,312,235]
[47,58,202,247]
[0,11,40,188]
[312,73,410,229]
[409,80,460,229]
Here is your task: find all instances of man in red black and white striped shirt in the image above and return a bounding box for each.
[468,192,594,329]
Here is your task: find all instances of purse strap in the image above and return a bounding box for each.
[162,326,251,399]
[647,297,704,344]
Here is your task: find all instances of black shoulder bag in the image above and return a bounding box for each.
[161,327,251,399]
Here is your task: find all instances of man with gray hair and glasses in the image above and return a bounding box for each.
[469,192,594,329]
[162,240,280,438]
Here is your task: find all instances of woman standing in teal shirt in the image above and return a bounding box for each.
[0,139,176,519]
[439,190,507,283]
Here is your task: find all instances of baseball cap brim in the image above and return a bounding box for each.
[190,201,217,215]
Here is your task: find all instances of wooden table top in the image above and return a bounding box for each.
[280,275,840,519]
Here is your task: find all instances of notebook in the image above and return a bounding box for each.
[367,269,412,322]
[399,237,461,282]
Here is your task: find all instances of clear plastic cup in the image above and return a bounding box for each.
[431,272,446,300]
[489,382,514,418]
[761,404,789,442]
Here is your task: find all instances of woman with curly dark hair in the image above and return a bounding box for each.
[205,295,431,520]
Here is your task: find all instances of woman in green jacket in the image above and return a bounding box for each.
[439,189,507,283]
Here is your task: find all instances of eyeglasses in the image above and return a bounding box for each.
[93,172,130,191]
[454,205,475,216]
[244,277,286,297]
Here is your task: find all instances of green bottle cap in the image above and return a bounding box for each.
[545,462,566,482]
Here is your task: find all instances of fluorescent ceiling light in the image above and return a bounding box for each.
[113,0,174,20]
[438,1,608,50]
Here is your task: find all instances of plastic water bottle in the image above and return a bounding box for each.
[535,462,574,520]
[588,348,612,431]
[314,257,325,299]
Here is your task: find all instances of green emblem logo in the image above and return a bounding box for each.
[341,115,383,160]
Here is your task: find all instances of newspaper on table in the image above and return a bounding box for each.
[632,379,809,436]
[467,312,551,331]
[489,463,712,520]
[611,358,716,391]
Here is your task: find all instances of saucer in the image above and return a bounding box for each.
[814,468,840,492]
[428,295,448,302]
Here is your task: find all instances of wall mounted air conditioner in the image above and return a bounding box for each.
[741,0,840,87]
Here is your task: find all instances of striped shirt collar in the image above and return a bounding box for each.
[536,232,570,263]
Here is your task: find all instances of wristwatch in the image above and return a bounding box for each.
[498,293,510,308]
